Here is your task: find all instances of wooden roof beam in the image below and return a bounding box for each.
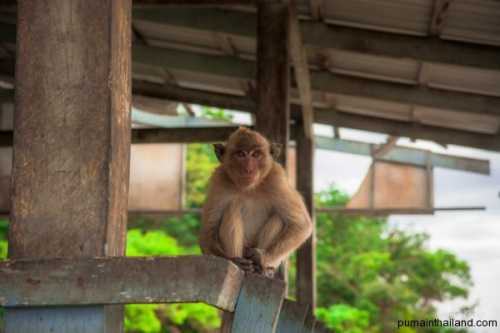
[132,7,500,70]
[136,0,256,5]
[315,110,500,152]
[289,1,314,139]
[1,81,499,151]
[132,45,500,117]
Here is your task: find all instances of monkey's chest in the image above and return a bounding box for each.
[239,199,272,246]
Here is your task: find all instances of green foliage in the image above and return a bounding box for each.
[316,304,371,333]
[125,229,220,333]
[185,106,232,209]
[0,219,7,330]
[0,105,475,333]
[314,185,473,333]
[186,144,219,208]
[0,219,7,260]
[199,106,233,122]
[125,305,162,333]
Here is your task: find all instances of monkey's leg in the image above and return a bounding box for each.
[218,204,255,272]
[218,205,248,333]
[256,214,284,250]
[246,215,284,276]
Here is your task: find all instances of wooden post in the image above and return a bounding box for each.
[256,0,290,283]
[296,120,316,313]
[231,274,286,333]
[6,1,131,332]
[276,299,309,333]
[256,0,290,165]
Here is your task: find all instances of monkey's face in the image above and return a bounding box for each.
[225,147,271,189]
[214,128,275,190]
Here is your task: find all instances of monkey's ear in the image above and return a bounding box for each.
[213,143,225,162]
[270,143,282,161]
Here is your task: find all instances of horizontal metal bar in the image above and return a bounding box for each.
[0,256,243,311]
[317,206,486,216]
[315,136,490,175]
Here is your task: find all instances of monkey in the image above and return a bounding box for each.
[199,127,312,276]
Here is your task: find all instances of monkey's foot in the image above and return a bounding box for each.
[229,257,259,273]
[262,267,276,278]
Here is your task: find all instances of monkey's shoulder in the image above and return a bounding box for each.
[259,162,293,191]
[207,166,235,190]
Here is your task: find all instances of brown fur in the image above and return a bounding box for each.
[199,127,312,272]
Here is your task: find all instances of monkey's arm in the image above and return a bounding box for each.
[255,187,312,269]
[199,171,230,256]
[199,215,225,257]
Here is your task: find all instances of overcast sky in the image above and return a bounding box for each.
[314,127,500,333]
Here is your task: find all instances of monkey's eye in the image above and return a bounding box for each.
[251,150,262,158]
[235,151,246,158]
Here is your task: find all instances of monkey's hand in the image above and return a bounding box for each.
[244,248,274,276]
[229,257,258,273]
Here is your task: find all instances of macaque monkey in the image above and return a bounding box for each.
[199,127,312,276]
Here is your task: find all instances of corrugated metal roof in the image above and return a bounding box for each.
[322,0,433,36]
[2,1,500,144]
[128,2,500,136]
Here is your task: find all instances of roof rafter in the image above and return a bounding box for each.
[132,6,500,70]
[132,44,500,118]
[289,1,314,138]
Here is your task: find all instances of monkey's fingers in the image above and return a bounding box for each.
[230,257,256,273]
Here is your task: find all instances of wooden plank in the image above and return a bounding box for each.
[1,109,499,155]
[275,299,309,333]
[7,1,132,332]
[133,80,257,111]
[132,126,242,143]
[296,121,316,312]
[317,207,485,216]
[232,274,286,333]
[303,310,316,332]
[133,6,500,70]
[132,45,500,118]
[134,0,255,5]
[315,110,500,152]
[288,2,314,138]
[315,135,490,175]
[372,136,398,158]
[0,256,243,310]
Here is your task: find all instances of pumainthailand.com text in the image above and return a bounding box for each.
[397,318,498,329]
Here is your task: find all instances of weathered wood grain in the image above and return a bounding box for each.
[256,0,290,165]
[232,274,286,333]
[132,127,242,143]
[303,309,316,332]
[133,80,257,112]
[7,1,132,332]
[134,0,255,5]
[288,2,314,139]
[256,0,291,283]
[0,256,244,311]
[296,120,316,313]
[275,299,309,333]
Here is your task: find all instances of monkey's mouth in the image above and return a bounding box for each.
[240,173,258,183]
